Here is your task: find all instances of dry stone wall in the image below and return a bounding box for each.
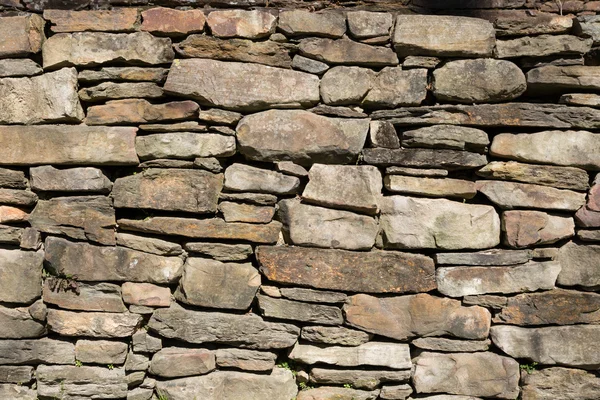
[0,1,600,399]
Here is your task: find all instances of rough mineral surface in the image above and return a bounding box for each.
[557,241,600,287]
[0,249,43,304]
[496,34,592,59]
[47,309,141,338]
[476,161,590,190]
[502,210,574,248]
[36,365,128,399]
[520,367,600,400]
[299,37,399,67]
[0,14,45,58]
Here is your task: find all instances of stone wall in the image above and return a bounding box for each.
[1,1,600,400]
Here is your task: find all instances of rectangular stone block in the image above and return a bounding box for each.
[47,309,141,338]
[37,365,128,399]
[0,249,43,304]
[0,14,45,58]
[0,338,74,365]
[43,9,139,33]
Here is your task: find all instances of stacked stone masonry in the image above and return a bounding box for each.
[1,0,600,399]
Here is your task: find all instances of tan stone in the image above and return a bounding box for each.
[502,210,574,248]
[122,282,171,307]
[299,37,399,67]
[278,10,346,38]
[43,9,139,33]
[47,310,141,338]
[150,348,215,378]
[0,206,27,223]
[86,99,198,125]
[476,161,589,190]
[0,249,43,305]
[207,10,276,39]
[0,14,45,58]
[141,7,205,36]
[384,176,477,199]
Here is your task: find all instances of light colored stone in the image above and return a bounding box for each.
[30,166,112,193]
[385,176,477,199]
[79,81,163,102]
[370,120,399,148]
[184,242,252,261]
[78,67,168,83]
[150,347,215,378]
[527,65,600,94]
[0,249,42,305]
[320,66,374,105]
[297,387,379,400]
[215,349,276,372]
[0,304,45,339]
[299,37,398,67]
[279,288,346,304]
[141,7,206,36]
[557,241,600,287]
[116,233,182,256]
[0,59,41,77]
[363,67,428,108]
[47,309,141,338]
[520,367,600,400]
[224,163,299,195]
[136,132,235,160]
[278,10,346,38]
[347,11,392,39]
[0,366,33,384]
[0,338,74,365]
[0,384,36,399]
[386,167,448,177]
[292,55,329,74]
[412,337,491,353]
[496,35,592,59]
[207,10,276,39]
[402,125,489,153]
[379,385,413,400]
[0,14,45,58]
[560,93,600,108]
[122,282,171,307]
[75,340,128,364]
[403,56,441,69]
[363,148,487,170]
[43,9,139,33]
[257,294,342,325]
[301,326,372,346]
[85,99,198,125]
[502,210,574,248]
[219,201,274,223]
[132,331,161,353]
[37,365,127,399]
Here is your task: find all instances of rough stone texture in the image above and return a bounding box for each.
[116,233,182,256]
[164,59,319,111]
[43,9,139,33]
[0,168,26,189]
[37,365,128,399]
[43,280,126,312]
[347,11,392,39]
[320,66,374,105]
[184,242,252,261]
[0,14,45,58]
[279,288,346,304]
[385,176,477,199]
[257,246,435,294]
[136,132,235,160]
[363,67,428,108]
[78,67,168,83]
[224,163,299,195]
[141,7,206,36]
[557,241,600,287]
[393,15,495,57]
[292,55,329,74]
[502,210,574,248]
[75,340,128,364]
[219,201,275,223]
[0,366,33,384]
[219,192,278,206]
[0,249,42,305]
[379,196,500,250]
[43,32,174,68]
[155,369,297,400]
[494,13,573,36]
[122,282,171,307]
[0,58,42,77]
[207,10,276,39]
[412,337,491,353]
[45,236,184,284]
[0,304,46,339]
[30,166,112,193]
[520,367,600,400]
[299,37,399,67]
[237,110,369,164]
[278,10,346,38]
[412,352,519,399]
[528,66,600,94]
[85,99,198,125]
[150,347,215,378]
[491,325,600,368]
[0,384,36,399]
[434,59,526,103]
[148,307,300,349]
[297,387,379,400]
[0,207,28,227]
[402,125,489,153]
[301,326,372,346]
[370,120,400,148]
[47,309,141,338]
[79,81,164,102]
[344,293,491,341]
[560,93,600,108]
[257,294,342,325]
[496,35,592,58]
[477,181,586,211]
[435,249,532,266]
[278,199,378,250]
[310,368,410,390]
[362,148,488,170]
[576,206,600,228]
[0,189,37,206]
[113,168,223,213]
[215,348,276,372]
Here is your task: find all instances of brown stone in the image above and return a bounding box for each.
[79,82,163,102]
[0,206,27,223]
[301,326,372,346]
[0,168,26,189]
[496,35,592,58]
[576,206,600,228]
[122,282,171,307]
[299,37,399,67]
[0,14,45,58]
[362,148,487,170]
[47,309,141,338]
[78,67,168,83]
[0,249,43,305]
[219,202,275,223]
[141,7,205,36]
[43,9,139,33]
[150,348,215,378]
[0,304,45,338]
[0,338,75,365]
[310,368,410,390]
[86,99,198,125]
[521,367,600,400]
[43,280,126,313]
[215,348,276,372]
[278,10,346,38]
[502,210,574,248]
[207,10,276,39]
[75,340,128,365]
[411,337,491,353]
[30,166,112,193]
[257,294,343,325]
[384,175,477,199]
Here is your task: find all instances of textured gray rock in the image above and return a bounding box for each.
[207,10,276,39]
[43,280,126,312]
[403,56,441,69]
[219,201,275,223]
[344,293,491,341]
[434,59,526,103]
[136,132,235,160]
[279,288,346,304]
[320,66,374,105]
[310,369,409,390]
[557,241,600,287]
[79,82,163,102]
[215,348,276,372]
[402,125,489,153]
[37,365,128,399]
[43,9,139,33]
[149,307,299,349]
[412,337,491,353]
[496,35,592,58]
[257,294,343,325]
[0,59,42,77]
[502,210,574,248]
[560,93,600,108]
[279,10,346,38]
[0,384,36,399]
[0,189,36,206]
[132,331,162,353]
[435,249,532,266]
[393,15,495,57]
[150,348,215,378]
[437,261,561,297]
[75,340,128,364]
[0,366,33,383]
[0,168,26,189]
[43,32,174,68]
[30,166,112,193]
[494,13,572,36]
[520,367,600,400]
[362,148,488,170]
[0,249,42,305]
[47,310,141,338]
[491,325,600,368]
[363,67,428,108]
[237,110,368,164]
[164,58,319,111]
[347,11,392,39]
[379,196,500,250]
[278,199,378,250]
[0,338,74,365]
[292,55,329,74]
[478,181,586,211]
[198,108,242,126]
[413,352,519,399]
[224,163,300,195]
[299,37,398,67]
[369,120,400,148]
[0,305,46,339]
[575,15,600,44]
[384,176,477,199]
[116,233,182,256]
[301,326,372,346]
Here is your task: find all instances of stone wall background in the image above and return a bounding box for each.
[1,1,600,399]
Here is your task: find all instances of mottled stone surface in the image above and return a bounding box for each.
[477,181,586,211]
[301,326,372,346]
[412,337,491,353]
[85,99,198,125]
[257,294,343,325]
[496,35,592,58]
[363,67,428,108]
[0,338,74,365]
[0,59,42,77]
[215,348,276,372]
[362,148,487,170]
[224,163,299,195]
[43,280,126,312]
[122,282,171,307]
[0,14,45,58]
[0,249,42,305]
[557,241,600,287]
[37,365,128,399]
[297,387,379,400]
[502,210,574,248]
[385,176,477,199]
[520,367,600,400]
[43,9,139,33]
[278,10,346,38]
[299,37,398,67]
[47,310,141,338]
[435,249,532,266]
[207,10,276,39]
[141,7,206,36]
[310,369,409,390]
[150,348,215,378]
[75,340,128,364]
[402,125,489,153]
[0,305,46,339]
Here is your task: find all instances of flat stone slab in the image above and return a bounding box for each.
[0,304,46,339]
[37,365,128,399]
[43,9,139,33]
[502,210,574,248]
[435,249,532,266]
[0,338,75,365]
[30,166,112,193]
[257,245,436,294]
[141,7,206,36]
[477,181,586,211]
[0,249,42,305]
[215,348,276,372]
[299,37,399,67]
[412,337,491,353]
[224,163,300,195]
[297,387,379,400]
[150,348,215,378]
[401,125,489,153]
[521,367,600,400]
[85,99,198,125]
[310,368,410,390]
[301,326,372,346]
[75,340,128,364]
[43,280,126,312]
[496,34,592,58]
[557,241,600,288]
[0,14,45,58]
[136,132,235,160]
[257,294,343,325]
[384,175,477,199]
[47,310,141,338]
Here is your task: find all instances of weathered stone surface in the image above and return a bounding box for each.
[184,242,252,261]
[148,307,299,349]
[437,261,561,297]
[320,66,374,105]
[257,246,435,294]
[37,365,128,399]
[520,367,600,400]
[0,125,138,166]
[43,9,138,33]
[122,282,171,307]
[491,130,600,170]
[132,330,161,353]
[0,14,45,58]
[289,342,410,370]
[150,348,215,378]
[476,161,589,191]
[413,352,519,399]
[219,201,274,223]
[386,167,448,177]
[86,99,198,125]
[502,210,574,248]
[393,15,495,57]
[402,125,489,153]
[207,10,275,39]
[496,35,592,59]
[579,229,600,241]
[237,110,368,164]
[0,249,42,305]
[0,58,41,77]
[119,216,282,243]
[380,385,412,400]
[363,148,487,170]
[278,10,346,38]
[560,93,600,108]
[301,326,372,346]
[435,249,532,266]
[175,258,260,310]
[155,369,297,400]
[434,59,526,103]
[379,196,500,250]
[0,168,26,189]
[310,369,410,390]
[116,233,182,256]
[75,340,128,364]
[412,337,491,353]
[48,309,141,338]
[527,66,600,94]
[219,192,278,206]
[0,305,45,338]
[0,67,83,124]
[79,81,163,102]
[199,108,242,126]
[575,15,600,44]
[215,348,276,372]
[0,225,22,245]
[113,169,222,213]
[347,11,392,39]
[363,67,428,108]
[280,288,346,304]
[0,384,36,399]
[464,295,509,310]
[164,59,318,111]
[43,280,126,312]
[125,351,149,371]
[557,241,600,287]
[175,34,292,68]
[576,206,600,228]
[491,325,600,368]
[141,7,206,36]
[299,37,398,67]
[45,237,183,284]
[0,189,36,206]
[257,294,343,325]
[344,293,490,341]
[298,387,379,400]
[29,196,116,245]
[385,176,477,199]
[78,67,168,83]
[370,120,399,149]
[43,32,174,68]
[478,181,586,211]
[292,55,329,74]
[30,166,112,193]
[136,132,235,160]
[0,338,74,365]
[0,366,33,383]
[278,199,378,250]
[224,163,299,195]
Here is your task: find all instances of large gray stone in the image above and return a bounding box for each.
[219,201,275,223]
[43,32,174,68]
[136,132,236,160]
[496,35,592,59]
[491,325,600,368]
[344,293,491,341]
[0,338,74,365]
[47,309,141,338]
[0,59,41,77]
[37,365,128,399]
[148,306,299,349]
[0,249,42,305]
[43,280,126,313]
[150,347,215,378]
[520,367,600,400]
[362,148,487,170]
[0,366,33,383]
[347,11,393,39]
[299,37,398,67]
[257,294,343,325]
[175,258,260,310]
[0,305,45,339]
[477,181,586,211]
[30,166,112,193]
[393,15,495,57]
[413,352,519,399]
[557,241,600,288]
[379,196,500,250]
[320,66,375,105]
[362,67,428,108]
[0,14,45,58]
[0,67,83,124]
[164,58,319,111]
[402,125,489,153]
[527,65,600,94]
[224,163,299,195]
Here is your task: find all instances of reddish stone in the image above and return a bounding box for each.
[141,7,206,36]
